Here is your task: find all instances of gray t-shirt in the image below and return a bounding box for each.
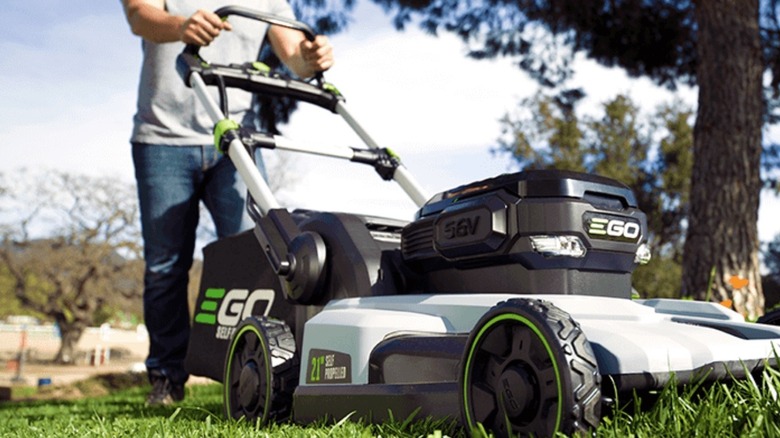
[131,0,295,145]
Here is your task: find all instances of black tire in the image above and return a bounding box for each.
[758,308,780,325]
[223,316,299,423]
[460,298,601,437]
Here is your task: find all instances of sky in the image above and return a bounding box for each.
[1,0,778,247]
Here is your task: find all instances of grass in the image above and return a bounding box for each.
[3,366,780,438]
[0,379,462,438]
[598,365,780,438]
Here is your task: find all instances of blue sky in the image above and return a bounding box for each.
[1,0,778,246]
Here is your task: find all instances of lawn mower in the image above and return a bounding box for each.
[178,7,780,437]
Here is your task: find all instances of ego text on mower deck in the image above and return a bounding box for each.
[178,6,780,437]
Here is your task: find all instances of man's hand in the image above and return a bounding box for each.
[269,26,334,79]
[122,0,232,45]
[300,35,334,73]
[179,9,232,46]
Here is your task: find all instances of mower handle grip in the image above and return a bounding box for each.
[182,5,317,57]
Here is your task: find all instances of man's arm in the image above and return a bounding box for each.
[268,26,334,79]
[121,0,231,45]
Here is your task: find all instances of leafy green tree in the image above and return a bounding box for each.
[588,95,649,186]
[652,103,694,253]
[375,0,776,318]
[0,264,44,319]
[497,93,692,298]
[0,171,143,364]
[497,92,585,172]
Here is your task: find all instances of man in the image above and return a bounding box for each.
[121,0,333,405]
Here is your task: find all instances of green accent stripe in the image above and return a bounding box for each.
[205,288,226,299]
[200,300,218,312]
[323,82,342,97]
[251,61,271,74]
[194,313,216,325]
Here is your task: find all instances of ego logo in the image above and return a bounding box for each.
[585,214,641,242]
[194,288,275,339]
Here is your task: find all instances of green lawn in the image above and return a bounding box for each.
[3,367,780,437]
[0,381,461,438]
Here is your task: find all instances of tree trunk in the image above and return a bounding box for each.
[683,0,764,318]
[54,316,86,364]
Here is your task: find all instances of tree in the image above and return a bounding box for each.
[0,171,143,364]
[497,92,693,298]
[680,1,765,317]
[375,0,779,318]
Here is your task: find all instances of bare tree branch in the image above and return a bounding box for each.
[0,170,143,363]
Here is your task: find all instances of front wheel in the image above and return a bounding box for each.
[223,317,299,423]
[460,298,601,437]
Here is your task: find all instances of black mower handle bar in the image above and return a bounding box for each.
[182,5,316,57]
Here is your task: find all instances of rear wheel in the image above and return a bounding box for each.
[223,317,299,423]
[460,298,601,437]
[758,308,780,326]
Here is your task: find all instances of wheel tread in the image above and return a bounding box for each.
[463,298,602,436]
[258,318,299,420]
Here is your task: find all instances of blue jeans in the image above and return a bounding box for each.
[132,143,263,385]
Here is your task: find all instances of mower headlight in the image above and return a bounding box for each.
[635,243,652,265]
[529,235,587,258]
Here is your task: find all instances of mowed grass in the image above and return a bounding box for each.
[3,365,780,438]
[0,381,462,438]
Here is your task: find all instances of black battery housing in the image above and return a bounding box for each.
[400,170,647,298]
